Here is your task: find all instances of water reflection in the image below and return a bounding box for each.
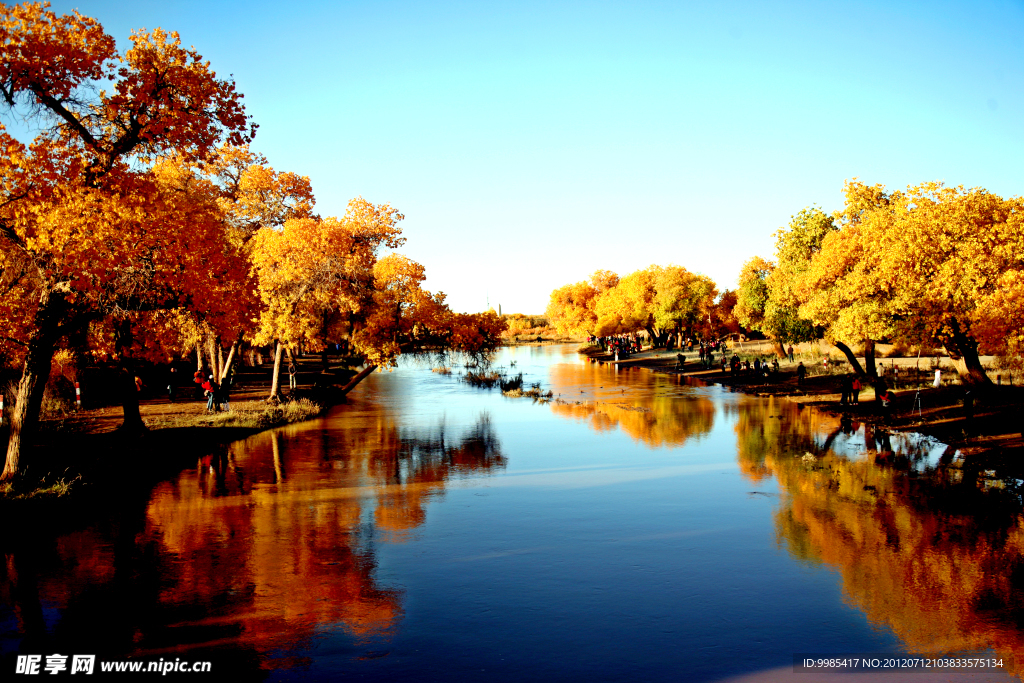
[3,345,1023,682]
[545,359,716,447]
[732,394,1024,675]
[2,412,504,669]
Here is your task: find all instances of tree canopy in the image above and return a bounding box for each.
[798,181,1024,384]
[0,2,507,481]
[547,265,726,342]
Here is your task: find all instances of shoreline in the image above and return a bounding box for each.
[5,342,1022,517]
[0,360,360,515]
[585,345,1024,463]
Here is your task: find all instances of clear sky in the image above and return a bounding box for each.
[22,0,1024,313]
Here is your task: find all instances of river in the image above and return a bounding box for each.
[2,344,1022,681]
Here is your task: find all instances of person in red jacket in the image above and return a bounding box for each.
[193,369,205,400]
[202,375,219,412]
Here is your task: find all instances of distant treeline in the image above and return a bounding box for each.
[546,180,1024,388]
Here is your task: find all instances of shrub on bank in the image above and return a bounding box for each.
[464,371,503,388]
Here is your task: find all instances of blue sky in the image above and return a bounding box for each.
[22,1,1024,313]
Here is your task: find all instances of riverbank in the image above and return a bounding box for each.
[503,334,583,345]
[587,344,1024,462]
[0,357,359,512]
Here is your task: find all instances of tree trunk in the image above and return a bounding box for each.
[833,341,866,376]
[220,330,244,382]
[268,341,284,402]
[338,365,377,397]
[196,344,203,372]
[114,321,146,434]
[863,339,882,401]
[770,338,786,358]
[645,327,658,347]
[118,358,145,434]
[216,336,224,381]
[942,319,992,387]
[206,335,217,380]
[2,289,64,481]
[864,339,877,378]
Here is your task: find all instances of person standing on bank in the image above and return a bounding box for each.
[839,375,851,405]
[217,377,231,412]
[288,360,298,393]
[203,375,219,412]
[167,366,178,403]
[193,369,205,400]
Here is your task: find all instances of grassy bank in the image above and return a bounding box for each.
[0,393,326,509]
[144,398,322,430]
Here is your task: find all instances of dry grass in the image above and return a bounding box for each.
[146,399,323,430]
[502,385,553,399]
[463,371,504,388]
[1,474,81,501]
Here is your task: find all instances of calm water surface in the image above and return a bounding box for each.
[3,345,1023,681]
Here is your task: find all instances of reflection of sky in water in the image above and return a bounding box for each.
[816,427,951,471]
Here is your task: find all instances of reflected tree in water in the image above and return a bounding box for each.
[1,414,504,671]
[739,403,1024,675]
[546,362,716,447]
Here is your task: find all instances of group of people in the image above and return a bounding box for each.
[671,337,725,356]
[160,357,302,411]
[673,340,732,371]
[839,374,863,405]
[729,355,779,383]
[591,334,643,360]
[192,368,232,412]
[836,373,898,417]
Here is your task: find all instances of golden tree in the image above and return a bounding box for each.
[799,181,1024,386]
[0,2,254,479]
[593,266,660,338]
[736,208,832,358]
[251,200,505,399]
[709,289,741,339]
[194,145,314,380]
[546,280,599,337]
[735,256,789,356]
[651,265,717,343]
[250,202,402,399]
[545,270,620,338]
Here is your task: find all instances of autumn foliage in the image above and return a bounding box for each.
[737,181,1024,385]
[546,265,728,343]
[0,2,505,481]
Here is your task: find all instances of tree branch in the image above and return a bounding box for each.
[28,85,99,151]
